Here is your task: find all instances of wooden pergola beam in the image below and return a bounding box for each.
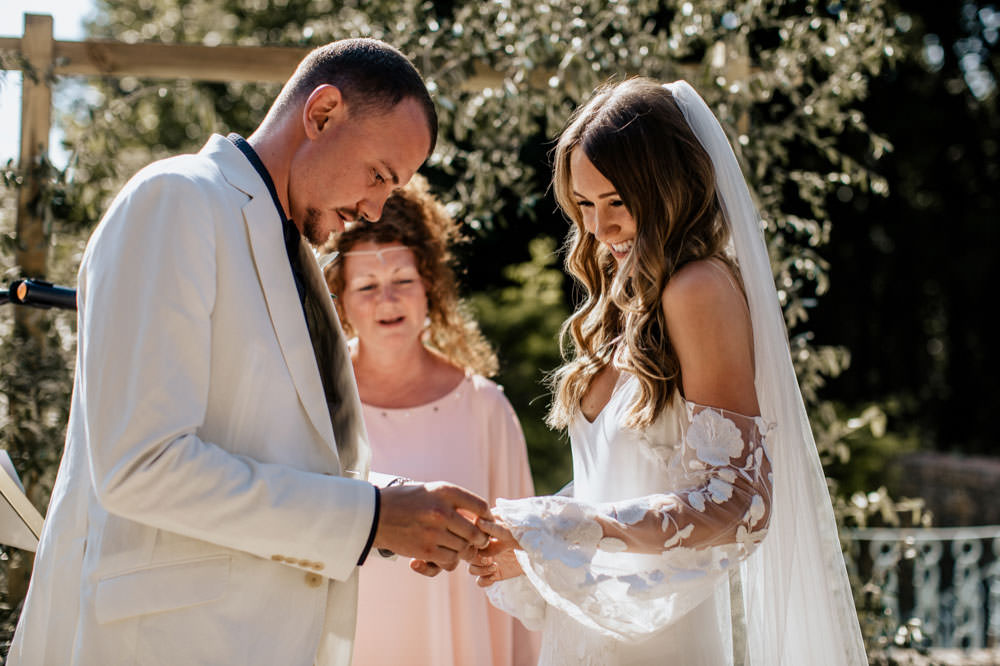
[0,29,716,88]
[0,13,751,293]
[0,35,309,84]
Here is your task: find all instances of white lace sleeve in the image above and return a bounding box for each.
[484,470,576,629]
[485,571,548,631]
[488,403,773,641]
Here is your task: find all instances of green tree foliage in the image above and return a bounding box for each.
[1,0,914,653]
[59,0,901,487]
[813,0,999,459]
[469,237,571,493]
[0,159,80,648]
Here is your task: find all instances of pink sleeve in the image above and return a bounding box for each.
[484,382,535,503]
[480,380,541,664]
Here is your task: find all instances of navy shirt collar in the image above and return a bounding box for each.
[227,133,306,307]
[227,133,288,224]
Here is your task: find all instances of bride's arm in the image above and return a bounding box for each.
[630,258,770,553]
[476,403,772,639]
[478,262,774,639]
[482,260,769,565]
[478,404,771,570]
[594,404,771,555]
[596,258,769,555]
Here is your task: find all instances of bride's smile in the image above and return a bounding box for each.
[569,147,637,265]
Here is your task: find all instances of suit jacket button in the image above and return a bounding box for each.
[305,572,323,588]
[271,555,284,562]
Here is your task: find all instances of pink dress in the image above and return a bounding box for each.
[352,374,541,666]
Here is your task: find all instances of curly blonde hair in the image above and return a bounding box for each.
[547,78,739,430]
[323,175,499,378]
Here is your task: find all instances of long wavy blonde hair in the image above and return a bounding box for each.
[323,175,499,377]
[547,78,739,430]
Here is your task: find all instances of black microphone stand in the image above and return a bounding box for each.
[1,279,77,311]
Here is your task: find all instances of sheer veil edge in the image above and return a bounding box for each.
[664,80,867,666]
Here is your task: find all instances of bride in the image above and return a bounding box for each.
[469,79,867,665]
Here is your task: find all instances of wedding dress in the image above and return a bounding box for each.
[486,81,868,665]
[488,374,769,665]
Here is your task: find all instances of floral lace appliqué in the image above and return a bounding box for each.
[487,401,774,643]
[686,408,745,466]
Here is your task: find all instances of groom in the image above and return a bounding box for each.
[8,38,491,665]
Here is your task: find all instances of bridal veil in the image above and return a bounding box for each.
[487,80,867,666]
[665,80,866,665]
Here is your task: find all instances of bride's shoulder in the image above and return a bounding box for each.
[660,259,747,325]
[660,258,742,315]
[661,258,757,415]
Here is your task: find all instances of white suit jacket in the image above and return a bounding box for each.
[8,135,377,666]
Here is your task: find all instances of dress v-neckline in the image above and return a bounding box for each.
[579,371,633,425]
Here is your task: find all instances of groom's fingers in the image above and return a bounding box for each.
[456,541,479,562]
[411,559,442,577]
[438,529,475,556]
[416,482,492,548]
[429,482,493,522]
[433,486,493,550]
[476,518,507,539]
[374,482,492,564]
[445,518,489,552]
[441,513,491,551]
[432,546,472,571]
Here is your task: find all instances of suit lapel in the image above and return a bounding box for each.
[201,136,339,458]
[242,196,341,454]
[297,243,370,479]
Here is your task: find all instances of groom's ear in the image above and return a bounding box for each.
[302,84,347,139]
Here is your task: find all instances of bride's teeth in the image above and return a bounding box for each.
[612,241,633,253]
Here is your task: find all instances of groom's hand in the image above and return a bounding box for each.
[374,482,492,573]
[409,514,498,578]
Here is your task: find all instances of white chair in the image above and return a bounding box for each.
[0,451,43,552]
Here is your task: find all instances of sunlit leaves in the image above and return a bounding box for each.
[5,0,903,528]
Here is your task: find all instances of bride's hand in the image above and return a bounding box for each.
[469,518,523,586]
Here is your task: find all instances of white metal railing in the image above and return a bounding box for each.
[845,525,1000,648]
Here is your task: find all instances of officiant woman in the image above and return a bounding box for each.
[323,175,540,666]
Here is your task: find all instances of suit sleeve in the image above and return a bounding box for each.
[79,165,375,582]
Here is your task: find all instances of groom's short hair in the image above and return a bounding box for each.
[275,38,438,150]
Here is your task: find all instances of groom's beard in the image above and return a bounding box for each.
[302,207,332,247]
[301,206,359,247]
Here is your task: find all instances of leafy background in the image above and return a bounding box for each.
[1,0,997,659]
